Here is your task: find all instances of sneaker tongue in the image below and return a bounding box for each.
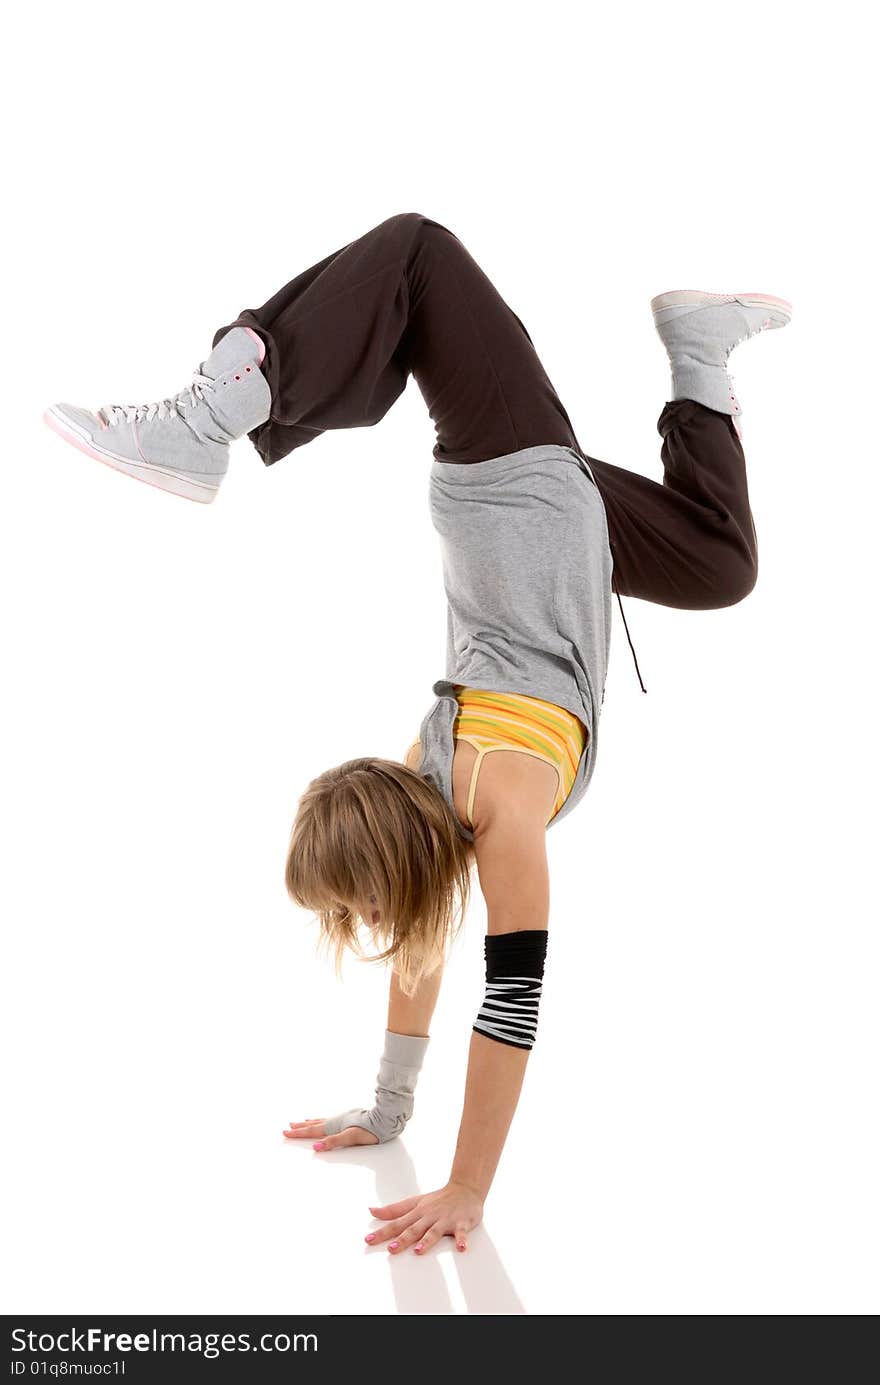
[200,327,261,381]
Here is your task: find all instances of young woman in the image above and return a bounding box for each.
[44,212,791,1258]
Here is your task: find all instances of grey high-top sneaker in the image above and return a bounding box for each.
[651,290,792,418]
[43,326,271,504]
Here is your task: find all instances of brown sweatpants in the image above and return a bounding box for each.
[212,212,758,613]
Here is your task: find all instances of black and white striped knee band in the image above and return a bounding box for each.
[472,929,547,1051]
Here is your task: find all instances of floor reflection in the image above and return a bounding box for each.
[292,1139,525,1315]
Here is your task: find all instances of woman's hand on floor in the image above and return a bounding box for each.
[364,1182,484,1255]
[283,1117,378,1150]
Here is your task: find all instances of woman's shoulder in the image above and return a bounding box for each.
[452,738,558,836]
[402,732,554,837]
[403,738,423,772]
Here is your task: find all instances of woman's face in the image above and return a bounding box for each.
[342,893,381,931]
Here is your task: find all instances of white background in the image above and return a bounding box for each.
[3,0,877,1317]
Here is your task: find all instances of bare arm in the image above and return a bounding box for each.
[387,961,444,1038]
[367,805,550,1253]
[449,810,550,1199]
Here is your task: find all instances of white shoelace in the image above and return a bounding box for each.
[100,370,214,427]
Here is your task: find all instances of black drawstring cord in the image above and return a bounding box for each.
[613,582,647,694]
[566,444,648,696]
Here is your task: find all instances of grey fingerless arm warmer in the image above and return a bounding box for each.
[322,1029,430,1143]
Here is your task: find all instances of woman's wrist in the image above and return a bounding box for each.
[448,1164,491,1202]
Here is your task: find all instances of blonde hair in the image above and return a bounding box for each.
[285,756,474,995]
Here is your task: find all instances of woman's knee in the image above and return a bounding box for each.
[373,212,457,263]
[384,211,459,250]
[712,554,758,607]
[385,210,426,230]
[382,211,442,238]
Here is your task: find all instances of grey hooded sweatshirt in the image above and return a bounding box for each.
[412,442,614,841]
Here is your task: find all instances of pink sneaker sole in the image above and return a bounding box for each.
[651,289,792,324]
[43,406,220,505]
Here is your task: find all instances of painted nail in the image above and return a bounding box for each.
[365,1233,376,1243]
[457,1242,466,1251]
[414,1244,424,1253]
[389,1240,399,1250]
[313,1141,325,1151]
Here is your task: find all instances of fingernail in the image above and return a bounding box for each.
[457,1242,466,1252]
[365,1233,376,1243]
[313,1141,325,1151]
[389,1240,399,1250]
[414,1243,424,1253]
